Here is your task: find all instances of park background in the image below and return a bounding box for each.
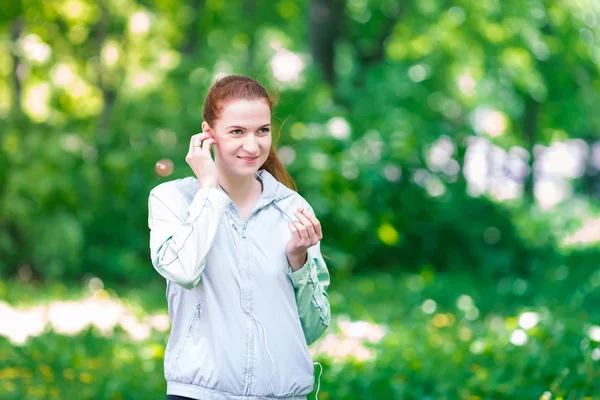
[1,0,600,398]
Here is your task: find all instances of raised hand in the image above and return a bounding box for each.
[186,132,218,189]
[286,208,323,272]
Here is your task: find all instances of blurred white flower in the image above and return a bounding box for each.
[457,295,474,311]
[518,312,540,330]
[408,64,430,82]
[327,117,351,140]
[338,319,386,343]
[120,314,151,341]
[148,313,171,332]
[422,299,437,314]
[0,294,167,344]
[588,325,600,342]
[19,34,52,64]
[469,339,485,354]
[129,11,151,34]
[86,297,125,335]
[458,72,476,95]
[472,107,506,137]
[510,329,528,346]
[310,318,387,362]
[563,217,600,245]
[271,49,304,83]
[48,301,93,335]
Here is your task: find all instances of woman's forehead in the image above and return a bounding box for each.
[219,99,271,123]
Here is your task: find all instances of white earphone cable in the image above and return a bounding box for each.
[226,209,295,398]
[223,172,323,399]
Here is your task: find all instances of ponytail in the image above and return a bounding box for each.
[260,146,297,191]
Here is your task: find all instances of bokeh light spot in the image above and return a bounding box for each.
[155,159,174,177]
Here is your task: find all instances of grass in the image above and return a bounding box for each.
[0,264,599,400]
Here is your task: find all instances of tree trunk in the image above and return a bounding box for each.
[357,4,404,66]
[96,0,115,133]
[309,0,342,85]
[245,0,256,69]
[581,137,600,199]
[182,0,206,56]
[11,18,23,118]
[523,96,539,201]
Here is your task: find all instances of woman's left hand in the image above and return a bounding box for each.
[286,209,323,272]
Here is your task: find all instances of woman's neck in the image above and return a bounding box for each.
[217,170,262,206]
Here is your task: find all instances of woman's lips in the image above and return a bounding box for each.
[238,156,258,163]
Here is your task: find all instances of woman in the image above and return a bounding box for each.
[148,75,331,400]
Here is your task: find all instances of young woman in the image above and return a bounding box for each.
[148,75,331,400]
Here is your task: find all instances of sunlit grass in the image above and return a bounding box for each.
[1,266,599,399]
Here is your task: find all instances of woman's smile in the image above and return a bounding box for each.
[238,155,259,163]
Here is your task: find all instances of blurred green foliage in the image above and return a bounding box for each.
[1,0,599,283]
[1,1,600,398]
[2,1,600,399]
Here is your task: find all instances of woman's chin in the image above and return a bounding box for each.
[229,166,261,178]
[218,157,267,178]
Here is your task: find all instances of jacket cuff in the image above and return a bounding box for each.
[287,256,315,288]
[187,188,231,221]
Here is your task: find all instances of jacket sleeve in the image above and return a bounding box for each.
[148,186,231,289]
[287,241,331,345]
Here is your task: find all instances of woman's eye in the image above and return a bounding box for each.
[258,128,270,134]
[231,129,243,135]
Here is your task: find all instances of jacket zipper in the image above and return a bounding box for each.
[237,215,256,394]
[232,199,283,394]
[237,200,276,239]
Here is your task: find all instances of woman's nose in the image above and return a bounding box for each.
[242,134,259,152]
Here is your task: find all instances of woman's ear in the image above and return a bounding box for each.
[201,121,218,160]
[201,121,212,136]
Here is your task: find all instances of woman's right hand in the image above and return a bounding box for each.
[186,132,218,189]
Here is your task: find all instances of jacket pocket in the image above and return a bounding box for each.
[175,301,203,361]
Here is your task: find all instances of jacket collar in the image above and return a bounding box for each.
[212,169,296,211]
[255,169,295,205]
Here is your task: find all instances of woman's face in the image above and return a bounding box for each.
[204,99,272,178]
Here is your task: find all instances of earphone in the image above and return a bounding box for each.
[222,171,323,399]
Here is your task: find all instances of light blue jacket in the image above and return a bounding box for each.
[148,170,331,399]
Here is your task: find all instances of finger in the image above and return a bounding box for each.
[190,134,203,153]
[295,211,317,241]
[193,136,211,156]
[202,139,216,155]
[289,223,302,242]
[293,221,308,243]
[189,135,197,153]
[190,133,211,151]
[199,132,212,145]
[300,210,323,239]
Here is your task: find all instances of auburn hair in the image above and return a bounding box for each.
[202,75,297,191]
